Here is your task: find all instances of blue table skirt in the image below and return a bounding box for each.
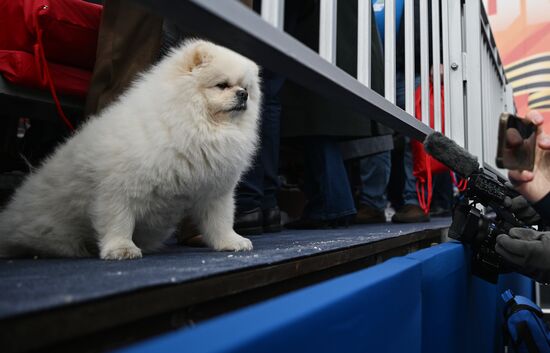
[117,242,532,353]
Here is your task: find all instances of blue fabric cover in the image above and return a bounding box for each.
[117,258,423,353]
[117,242,534,353]
[405,242,469,353]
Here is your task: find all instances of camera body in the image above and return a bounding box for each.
[448,171,523,283]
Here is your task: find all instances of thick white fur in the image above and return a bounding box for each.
[0,40,261,259]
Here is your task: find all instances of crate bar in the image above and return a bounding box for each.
[261,0,285,30]
[319,0,337,64]
[444,0,465,146]
[357,0,371,87]
[419,0,429,126]
[464,0,484,161]
[404,0,415,115]
[441,0,451,138]
[431,0,442,132]
[384,0,396,103]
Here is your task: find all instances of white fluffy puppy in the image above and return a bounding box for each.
[0,40,261,260]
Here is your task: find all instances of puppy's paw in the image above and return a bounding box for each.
[100,242,143,260]
[211,232,253,252]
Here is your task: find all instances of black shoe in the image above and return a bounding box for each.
[234,207,263,235]
[263,207,282,233]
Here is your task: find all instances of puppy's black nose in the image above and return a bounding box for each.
[236,89,248,102]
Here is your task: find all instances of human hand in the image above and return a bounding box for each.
[508,111,550,203]
[506,195,542,225]
[496,228,550,282]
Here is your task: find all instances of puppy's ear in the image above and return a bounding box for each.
[185,42,211,72]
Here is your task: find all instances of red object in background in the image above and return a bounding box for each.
[411,83,449,214]
[0,0,102,129]
[0,50,91,97]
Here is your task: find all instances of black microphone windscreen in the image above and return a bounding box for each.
[423,132,480,177]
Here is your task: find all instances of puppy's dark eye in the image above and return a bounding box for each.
[216,82,229,89]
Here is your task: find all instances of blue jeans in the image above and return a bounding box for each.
[360,71,420,211]
[236,70,284,213]
[302,137,357,220]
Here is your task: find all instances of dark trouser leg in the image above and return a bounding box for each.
[431,171,454,214]
[359,151,391,211]
[302,137,356,221]
[260,72,284,211]
[236,70,284,213]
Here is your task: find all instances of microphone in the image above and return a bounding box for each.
[423,132,480,177]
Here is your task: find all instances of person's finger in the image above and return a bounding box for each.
[496,244,525,267]
[511,196,530,210]
[526,110,544,126]
[519,210,541,225]
[510,197,541,224]
[538,135,550,150]
[495,239,526,267]
[496,234,530,255]
[525,110,550,149]
[508,227,542,241]
[509,170,534,185]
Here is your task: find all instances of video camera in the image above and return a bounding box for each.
[447,170,526,283]
[424,132,538,283]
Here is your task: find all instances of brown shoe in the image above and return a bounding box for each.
[391,204,430,223]
[355,205,386,224]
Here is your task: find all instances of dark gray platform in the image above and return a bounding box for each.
[0,219,450,321]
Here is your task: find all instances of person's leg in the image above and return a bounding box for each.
[259,71,285,231]
[430,171,454,217]
[287,137,356,228]
[401,136,421,206]
[392,74,429,222]
[356,151,390,223]
[396,71,419,207]
[85,0,163,117]
[233,157,265,234]
[354,65,399,224]
[235,157,264,215]
[235,70,285,234]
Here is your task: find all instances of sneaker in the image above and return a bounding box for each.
[391,204,430,223]
[355,205,386,224]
